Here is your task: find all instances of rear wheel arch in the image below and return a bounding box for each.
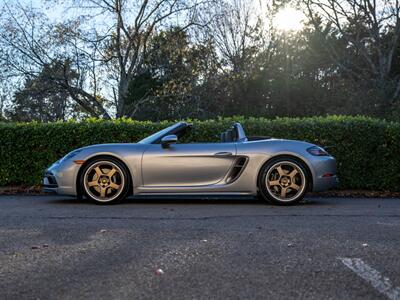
[257,154,313,193]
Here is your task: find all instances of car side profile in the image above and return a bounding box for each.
[44,122,337,205]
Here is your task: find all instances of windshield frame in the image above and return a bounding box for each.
[138,122,187,144]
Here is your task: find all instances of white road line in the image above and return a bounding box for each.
[377,222,400,227]
[339,257,400,300]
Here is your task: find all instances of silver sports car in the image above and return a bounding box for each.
[44,122,337,205]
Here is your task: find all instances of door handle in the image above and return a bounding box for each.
[214,152,233,157]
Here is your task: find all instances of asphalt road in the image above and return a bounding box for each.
[0,195,400,300]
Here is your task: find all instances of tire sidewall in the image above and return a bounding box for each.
[258,157,308,205]
[80,157,130,204]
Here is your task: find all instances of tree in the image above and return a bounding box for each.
[1,0,400,121]
[0,2,111,118]
[196,0,273,116]
[125,28,219,120]
[304,0,400,114]
[5,60,87,122]
[0,0,211,119]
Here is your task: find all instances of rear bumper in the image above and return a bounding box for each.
[312,175,338,192]
[311,156,338,192]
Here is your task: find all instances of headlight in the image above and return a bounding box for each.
[307,146,329,156]
[59,149,82,163]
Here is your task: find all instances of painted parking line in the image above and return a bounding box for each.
[339,258,400,300]
[377,222,400,227]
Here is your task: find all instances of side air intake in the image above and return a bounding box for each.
[226,157,248,183]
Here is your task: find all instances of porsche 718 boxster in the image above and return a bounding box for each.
[44,122,337,205]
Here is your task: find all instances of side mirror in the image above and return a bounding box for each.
[161,134,178,148]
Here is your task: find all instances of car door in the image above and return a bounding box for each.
[142,143,237,187]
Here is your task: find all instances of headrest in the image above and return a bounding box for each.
[220,132,227,142]
[226,129,234,142]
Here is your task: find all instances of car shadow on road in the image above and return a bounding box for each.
[45,195,326,206]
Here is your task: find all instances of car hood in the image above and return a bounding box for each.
[76,142,148,156]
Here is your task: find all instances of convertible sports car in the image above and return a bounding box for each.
[44,122,337,205]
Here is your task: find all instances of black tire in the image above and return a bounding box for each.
[79,157,131,204]
[258,157,308,205]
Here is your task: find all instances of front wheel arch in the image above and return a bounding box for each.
[76,155,133,200]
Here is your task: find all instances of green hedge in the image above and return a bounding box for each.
[1,116,399,191]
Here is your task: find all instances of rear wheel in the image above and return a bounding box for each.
[258,157,308,205]
[80,157,130,204]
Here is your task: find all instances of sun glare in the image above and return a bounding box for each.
[274,7,305,32]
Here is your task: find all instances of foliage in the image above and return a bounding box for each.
[4,60,82,122]
[1,1,400,121]
[125,29,219,120]
[1,116,399,192]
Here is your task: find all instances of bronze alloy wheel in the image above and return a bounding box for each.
[83,160,126,203]
[265,161,306,202]
[258,157,308,205]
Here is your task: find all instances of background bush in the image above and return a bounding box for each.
[1,116,399,191]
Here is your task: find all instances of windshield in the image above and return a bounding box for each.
[138,123,183,144]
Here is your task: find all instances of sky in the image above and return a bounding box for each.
[1,0,272,22]
[0,0,64,20]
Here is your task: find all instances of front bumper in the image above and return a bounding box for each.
[43,171,58,191]
[43,161,81,196]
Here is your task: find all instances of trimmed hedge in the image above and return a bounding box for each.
[1,116,399,191]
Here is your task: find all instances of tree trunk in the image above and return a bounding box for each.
[116,75,130,118]
[66,85,112,119]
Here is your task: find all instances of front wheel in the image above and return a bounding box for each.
[80,157,130,204]
[258,157,308,205]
